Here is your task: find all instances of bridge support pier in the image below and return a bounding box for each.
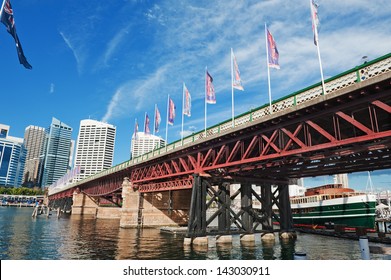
[72,191,98,215]
[120,177,139,228]
[185,175,294,245]
[276,183,296,240]
[120,177,191,228]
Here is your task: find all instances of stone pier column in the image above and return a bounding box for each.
[120,177,140,228]
[71,189,98,215]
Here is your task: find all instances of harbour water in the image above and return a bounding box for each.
[0,207,390,260]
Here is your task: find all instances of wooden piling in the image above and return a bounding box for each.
[32,206,38,217]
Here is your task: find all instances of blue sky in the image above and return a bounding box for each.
[1,0,390,190]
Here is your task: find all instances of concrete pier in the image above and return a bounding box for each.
[119,178,140,228]
[72,191,98,216]
[120,177,191,228]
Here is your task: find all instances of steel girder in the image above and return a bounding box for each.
[130,78,391,188]
[49,75,391,197]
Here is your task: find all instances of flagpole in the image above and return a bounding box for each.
[265,23,273,114]
[132,118,137,163]
[165,95,169,146]
[231,48,235,128]
[204,67,207,135]
[181,82,185,145]
[153,104,156,135]
[316,42,326,95]
[310,0,327,95]
[0,0,6,16]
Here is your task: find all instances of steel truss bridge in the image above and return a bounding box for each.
[49,53,391,201]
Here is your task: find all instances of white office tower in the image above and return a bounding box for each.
[333,173,349,188]
[131,132,166,158]
[74,120,116,182]
[288,178,306,197]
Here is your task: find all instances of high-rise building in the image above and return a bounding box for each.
[0,124,26,187]
[69,139,75,169]
[23,125,46,187]
[40,118,73,187]
[74,119,116,181]
[131,132,166,158]
[334,173,349,188]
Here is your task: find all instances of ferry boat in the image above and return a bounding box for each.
[289,184,377,229]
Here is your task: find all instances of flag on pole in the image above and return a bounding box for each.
[183,84,191,117]
[168,97,176,125]
[206,71,216,104]
[144,113,151,135]
[134,119,139,140]
[311,0,320,46]
[232,50,244,91]
[154,105,161,133]
[266,28,280,69]
[0,0,32,69]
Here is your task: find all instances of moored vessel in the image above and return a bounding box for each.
[289,184,377,229]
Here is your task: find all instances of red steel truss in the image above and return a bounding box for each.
[49,74,391,198]
[130,79,391,189]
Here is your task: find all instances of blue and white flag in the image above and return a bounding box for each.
[0,0,32,69]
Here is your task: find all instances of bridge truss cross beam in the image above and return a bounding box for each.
[186,174,293,238]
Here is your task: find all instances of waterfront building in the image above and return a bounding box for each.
[73,119,116,181]
[131,132,166,158]
[0,124,27,187]
[40,118,73,187]
[22,125,46,187]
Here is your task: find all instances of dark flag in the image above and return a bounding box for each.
[1,0,32,69]
[266,27,280,69]
[168,97,176,125]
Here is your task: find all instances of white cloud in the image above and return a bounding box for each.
[101,0,391,129]
[49,83,55,94]
[99,24,132,68]
[59,31,85,75]
[102,65,169,122]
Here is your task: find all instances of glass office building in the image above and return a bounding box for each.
[40,118,73,187]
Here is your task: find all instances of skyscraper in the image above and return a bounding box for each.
[0,124,26,187]
[23,125,46,187]
[131,132,166,158]
[40,118,73,187]
[74,119,116,182]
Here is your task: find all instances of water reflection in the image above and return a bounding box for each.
[0,208,388,260]
[279,238,296,260]
[261,239,276,260]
